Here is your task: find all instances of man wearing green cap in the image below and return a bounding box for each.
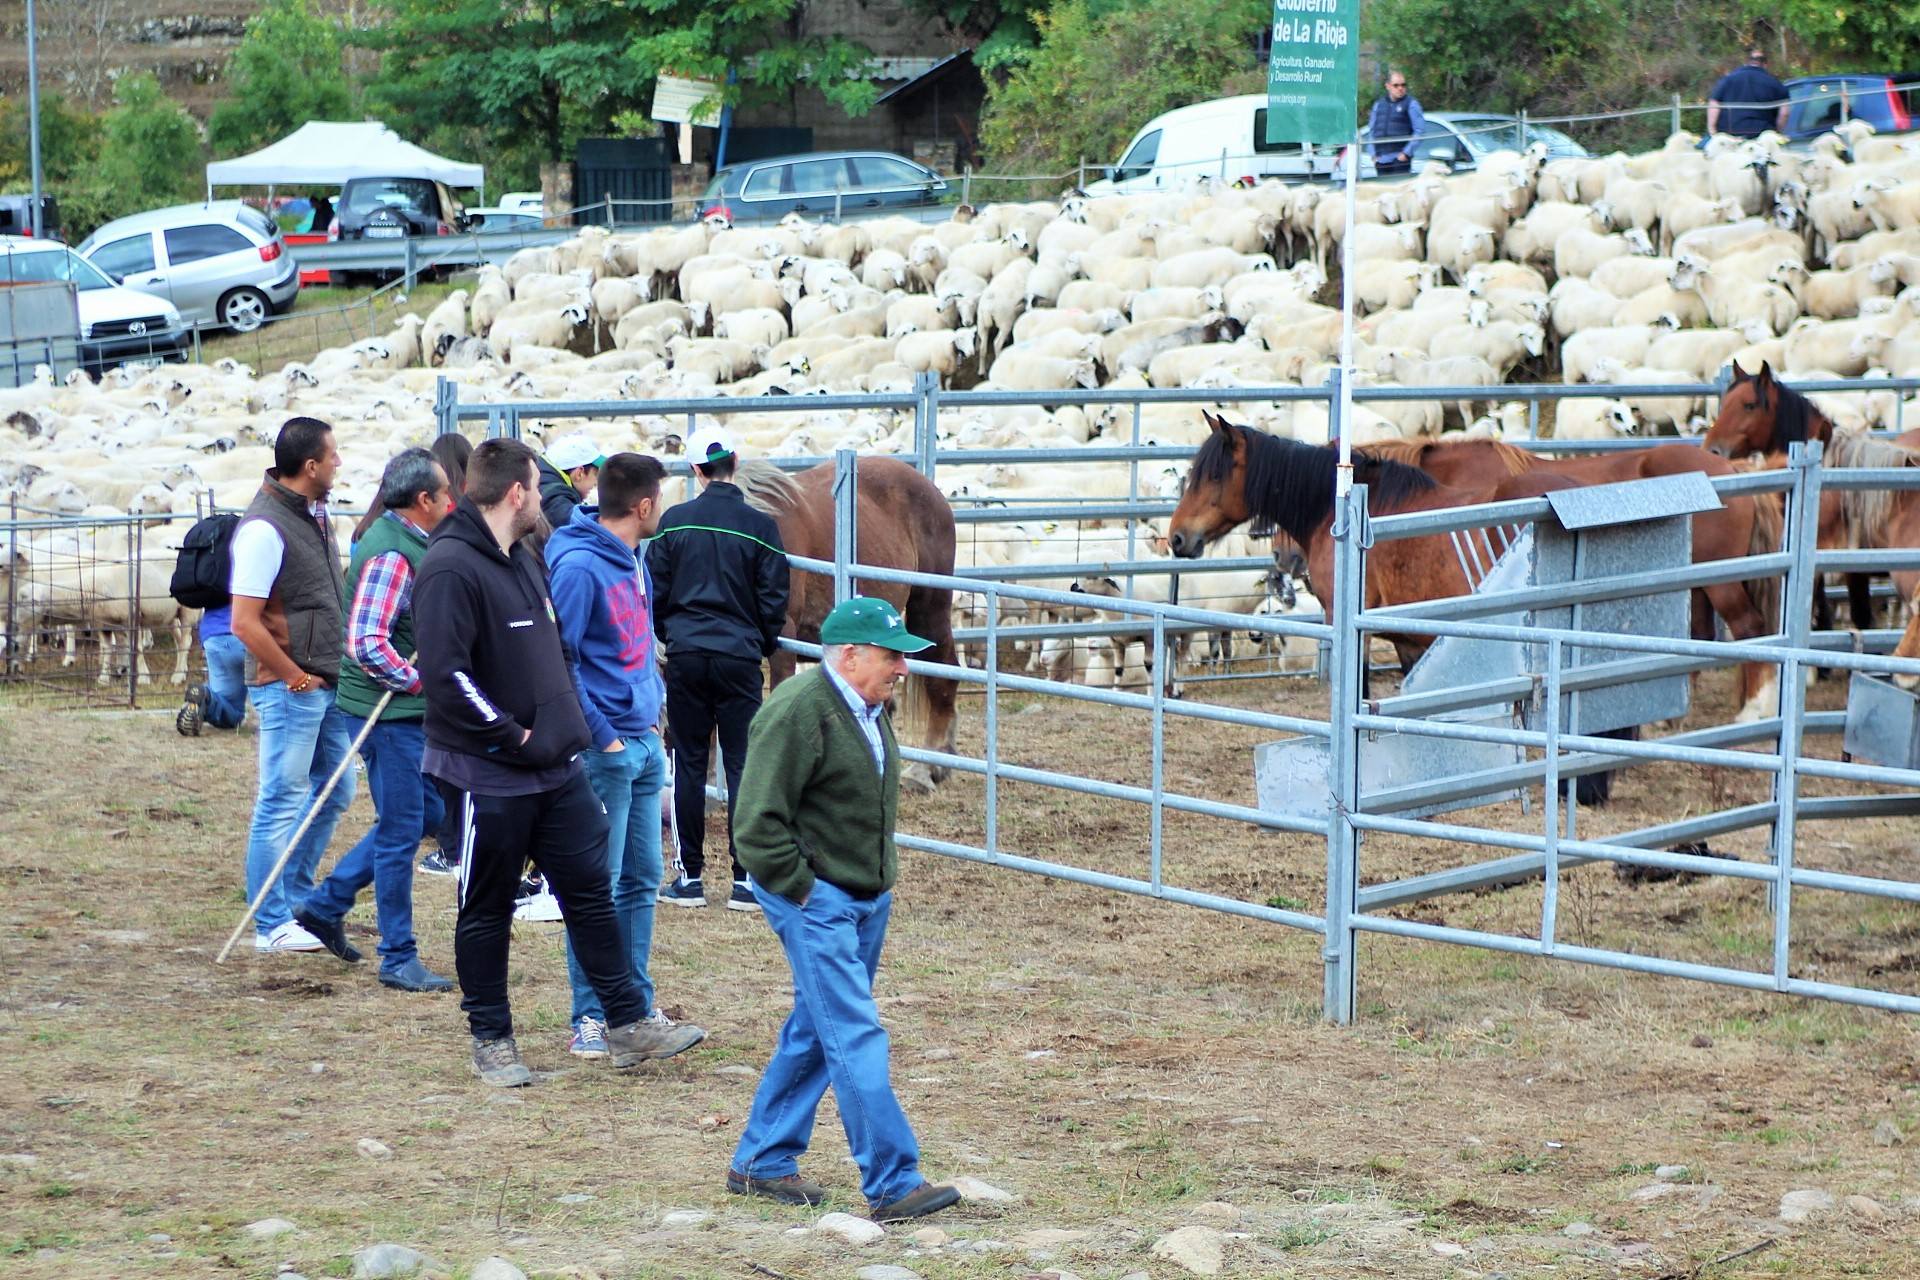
[725,595,960,1224]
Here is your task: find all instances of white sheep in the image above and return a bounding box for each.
[1552,396,1639,440]
[985,350,1099,391]
[1553,226,1655,280]
[894,328,979,385]
[1427,320,1544,380]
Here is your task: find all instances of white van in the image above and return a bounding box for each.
[1085,95,1341,195]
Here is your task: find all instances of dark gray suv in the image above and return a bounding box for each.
[699,151,947,222]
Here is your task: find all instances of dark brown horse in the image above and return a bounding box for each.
[1356,435,1783,718]
[1166,414,1574,672]
[736,457,960,791]
[1701,360,1920,629]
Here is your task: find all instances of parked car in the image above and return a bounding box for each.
[0,194,61,242]
[497,191,544,213]
[1785,73,1920,141]
[1,236,187,372]
[77,201,297,334]
[1348,112,1589,180]
[699,151,947,222]
[331,176,471,241]
[463,207,545,234]
[1085,95,1344,195]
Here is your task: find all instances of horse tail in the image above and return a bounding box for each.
[1746,494,1783,634]
[734,459,801,515]
[897,671,932,751]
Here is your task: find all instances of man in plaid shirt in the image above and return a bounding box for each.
[293,448,459,992]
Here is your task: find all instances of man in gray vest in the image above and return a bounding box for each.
[231,417,356,954]
[293,448,456,991]
[1366,70,1426,175]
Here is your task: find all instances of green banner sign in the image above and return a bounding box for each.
[1265,0,1360,148]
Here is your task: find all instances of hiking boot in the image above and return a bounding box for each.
[568,1016,609,1059]
[660,876,706,908]
[175,684,205,737]
[293,907,362,963]
[726,880,760,912]
[472,1036,532,1087]
[727,1168,827,1206]
[870,1181,961,1223]
[605,1016,708,1067]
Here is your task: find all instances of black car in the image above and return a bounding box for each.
[332,177,470,242]
[0,194,61,242]
[698,151,947,222]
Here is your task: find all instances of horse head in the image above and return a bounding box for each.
[1167,411,1252,558]
[1702,360,1782,458]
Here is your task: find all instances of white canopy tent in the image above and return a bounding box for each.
[204,121,485,197]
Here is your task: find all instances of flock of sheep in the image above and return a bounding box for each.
[5,119,1920,689]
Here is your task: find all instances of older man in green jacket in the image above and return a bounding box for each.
[725,596,961,1223]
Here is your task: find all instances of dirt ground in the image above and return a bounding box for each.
[2,662,1918,1280]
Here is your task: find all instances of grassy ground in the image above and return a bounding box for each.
[1,664,1918,1280]
[192,280,462,376]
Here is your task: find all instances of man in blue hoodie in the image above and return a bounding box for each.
[547,451,707,1059]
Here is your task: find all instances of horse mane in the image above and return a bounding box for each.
[1825,428,1920,544]
[1194,422,1435,545]
[1757,376,1829,454]
[733,459,802,515]
[1340,436,1534,477]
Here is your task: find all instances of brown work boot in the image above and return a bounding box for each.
[727,1168,827,1206]
[870,1180,961,1222]
[605,1016,707,1068]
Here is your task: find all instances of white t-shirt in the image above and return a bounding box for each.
[229,515,302,598]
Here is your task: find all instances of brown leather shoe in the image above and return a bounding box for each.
[726,1168,826,1206]
[870,1180,960,1222]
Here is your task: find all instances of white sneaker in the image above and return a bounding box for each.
[256,920,325,953]
[513,890,564,923]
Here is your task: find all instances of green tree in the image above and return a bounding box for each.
[208,0,357,157]
[980,0,1268,181]
[60,73,205,240]
[1745,0,1920,69]
[0,94,103,194]
[358,0,658,169]
[898,0,1054,74]
[623,1,881,120]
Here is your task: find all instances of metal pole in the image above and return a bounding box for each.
[127,519,142,706]
[1322,482,1368,1023]
[985,589,999,854]
[403,237,418,292]
[25,0,44,238]
[1077,157,1086,190]
[434,375,457,436]
[1335,131,1360,497]
[962,166,972,209]
[912,371,938,477]
[1769,442,1822,932]
[1149,612,1166,891]
[832,448,858,605]
[5,492,16,673]
[1541,636,1562,953]
[1671,94,1682,137]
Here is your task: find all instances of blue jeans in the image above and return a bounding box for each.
[567,731,667,1024]
[730,879,923,1207]
[301,716,441,973]
[202,633,248,729]
[244,682,356,936]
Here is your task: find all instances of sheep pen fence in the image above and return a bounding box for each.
[425,373,1920,1021]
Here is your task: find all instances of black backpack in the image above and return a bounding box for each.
[169,513,241,610]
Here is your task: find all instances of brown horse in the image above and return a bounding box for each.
[736,457,961,791]
[1166,415,1575,672]
[1356,435,1783,719]
[1822,431,1920,688]
[1701,360,1920,628]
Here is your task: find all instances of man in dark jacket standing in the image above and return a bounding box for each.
[1366,70,1425,174]
[1708,48,1790,139]
[535,434,605,533]
[647,427,790,910]
[413,437,704,1086]
[726,596,958,1223]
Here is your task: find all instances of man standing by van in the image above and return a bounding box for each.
[1366,71,1425,174]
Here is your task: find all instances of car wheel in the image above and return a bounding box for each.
[219,287,271,333]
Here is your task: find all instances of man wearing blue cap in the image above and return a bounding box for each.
[724,595,960,1224]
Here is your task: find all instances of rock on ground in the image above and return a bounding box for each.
[816,1212,887,1246]
[909,1227,949,1247]
[352,1243,431,1279]
[1873,1119,1904,1147]
[854,1266,924,1280]
[1150,1225,1225,1277]
[1779,1189,1837,1223]
[950,1175,1015,1203]
[356,1138,394,1160]
[659,1210,711,1229]
[241,1217,296,1240]
[1846,1195,1888,1220]
[469,1259,528,1280]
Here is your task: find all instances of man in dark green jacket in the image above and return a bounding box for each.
[726,596,960,1224]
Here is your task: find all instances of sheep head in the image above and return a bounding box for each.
[1606,401,1638,434]
[1623,227,1655,256]
[1518,324,1546,357]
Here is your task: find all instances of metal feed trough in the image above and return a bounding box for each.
[1255,472,1713,823]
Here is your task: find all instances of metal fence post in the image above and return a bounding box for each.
[985,588,1000,854]
[403,237,418,293]
[1767,441,1823,931]
[1671,93,1681,137]
[433,375,457,437]
[832,448,858,604]
[1149,612,1167,892]
[5,492,15,673]
[1076,156,1086,190]
[962,166,972,208]
[912,371,939,477]
[127,518,143,707]
[1322,482,1368,1024]
[1541,636,1562,954]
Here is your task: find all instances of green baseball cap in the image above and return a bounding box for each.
[820,596,933,653]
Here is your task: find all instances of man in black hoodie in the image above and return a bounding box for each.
[647,427,790,911]
[413,437,705,1086]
